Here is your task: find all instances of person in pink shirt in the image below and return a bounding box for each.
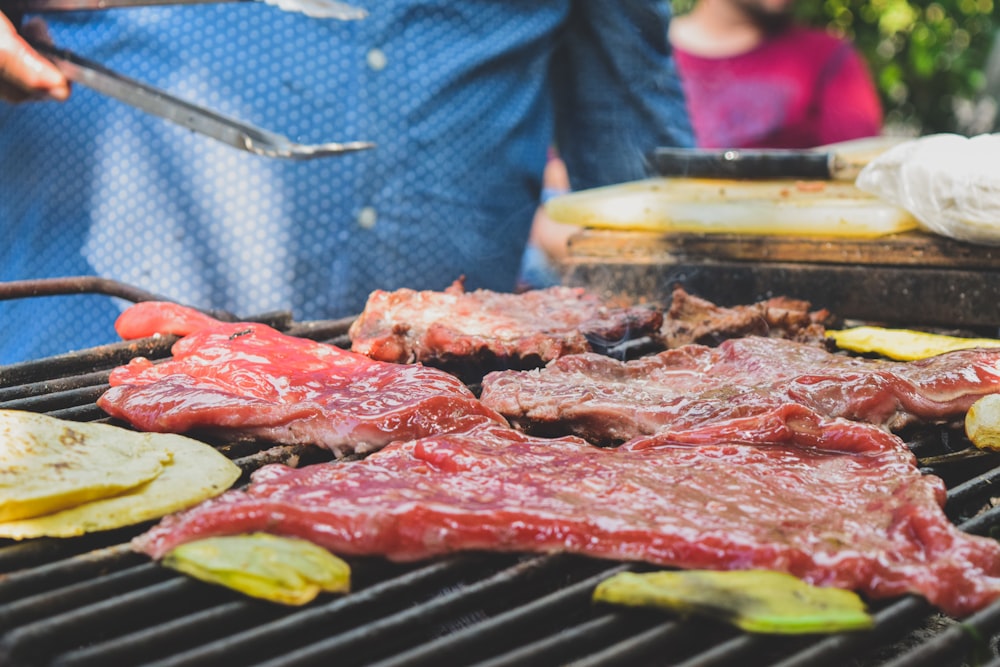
[669,0,883,148]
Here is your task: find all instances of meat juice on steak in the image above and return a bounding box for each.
[99,305,506,457]
[109,299,1000,618]
[347,279,664,374]
[133,409,1000,618]
[480,335,1000,445]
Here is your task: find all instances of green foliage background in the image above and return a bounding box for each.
[671,0,999,135]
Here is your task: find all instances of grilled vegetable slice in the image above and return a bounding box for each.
[593,570,873,634]
[0,409,171,522]
[828,326,1000,361]
[163,533,351,605]
[966,394,1000,451]
[0,433,240,539]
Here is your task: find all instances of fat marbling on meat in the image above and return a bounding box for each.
[134,407,1000,618]
[479,335,1000,444]
[347,279,663,374]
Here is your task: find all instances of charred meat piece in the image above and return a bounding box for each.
[661,286,831,348]
[480,335,1000,444]
[99,305,506,458]
[347,279,663,377]
[134,413,1000,618]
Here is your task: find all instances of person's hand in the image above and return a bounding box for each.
[0,13,69,103]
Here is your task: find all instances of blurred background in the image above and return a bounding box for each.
[672,0,999,136]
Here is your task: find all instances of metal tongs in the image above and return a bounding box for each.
[6,0,367,19]
[7,0,375,159]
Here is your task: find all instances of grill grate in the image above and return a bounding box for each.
[3,322,1000,666]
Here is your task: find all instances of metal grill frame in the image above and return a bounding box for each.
[3,283,1000,666]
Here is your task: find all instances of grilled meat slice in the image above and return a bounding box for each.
[134,412,1000,618]
[480,335,1000,444]
[99,304,505,457]
[661,286,830,348]
[348,279,663,378]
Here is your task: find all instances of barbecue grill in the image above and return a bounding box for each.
[4,278,1000,667]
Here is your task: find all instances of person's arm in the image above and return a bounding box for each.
[529,155,575,264]
[0,13,69,103]
[816,42,882,145]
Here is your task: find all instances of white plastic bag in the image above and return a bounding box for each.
[855,133,1000,244]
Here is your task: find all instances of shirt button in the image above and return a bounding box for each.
[366,48,387,71]
[357,206,378,229]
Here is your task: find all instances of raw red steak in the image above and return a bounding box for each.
[113,300,226,340]
[134,409,1000,617]
[347,279,663,371]
[99,305,506,457]
[480,335,1000,444]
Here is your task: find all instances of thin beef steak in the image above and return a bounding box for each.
[347,279,663,375]
[480,335,1000,444]
[99,304,506,457]
[133,409,1000,618]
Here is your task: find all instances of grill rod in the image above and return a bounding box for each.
[0,277,168,304]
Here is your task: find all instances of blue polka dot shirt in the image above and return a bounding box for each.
[0,0,693,363]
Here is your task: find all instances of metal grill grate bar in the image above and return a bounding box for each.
[0,561,169,634]
[949,465,1000,498]
[368,563,633,667]
[567,621,697,667]
[0,544,138,603]
[669,635,786,667]
[54,600,288,667]
[2,385,109,413]
[881,595,1000,667]
[0,531,135,574]
[133,557,485,667]
[0,338,175,388]
[246,555,588,667]
[960,504,1000,537]
[0,571,205,665]
[479,613,663,667]
[769,597,933,667]
[0,370,109,402]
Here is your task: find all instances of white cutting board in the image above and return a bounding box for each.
[545,178,919,238]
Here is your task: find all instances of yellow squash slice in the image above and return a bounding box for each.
[828,326,1000,361]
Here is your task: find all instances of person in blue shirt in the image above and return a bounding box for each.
[0,1,694,364]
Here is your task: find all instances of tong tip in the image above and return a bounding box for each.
[244,138,376,160]
[260,0,368,20]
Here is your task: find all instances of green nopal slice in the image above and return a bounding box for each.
[163,533,351,605]
[593,570,873,635]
